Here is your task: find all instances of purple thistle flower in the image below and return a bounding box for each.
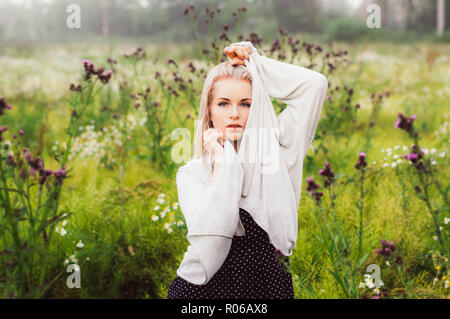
[381,239,388,248]
[389,241,395,251]
[355,152,367,170]
[0,98,13,116]
[318,161,335,188]
[54,168,67,184]
[5,153,17,167]
[394,112,416,133]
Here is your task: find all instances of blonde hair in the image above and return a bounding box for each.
[193,62,253,159]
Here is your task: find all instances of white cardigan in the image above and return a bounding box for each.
[175,43,328,285]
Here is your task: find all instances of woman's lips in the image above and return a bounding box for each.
[226,125,242,131]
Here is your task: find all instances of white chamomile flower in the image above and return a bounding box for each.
[431,148,436,154]
[438,152,445,158]
[374,288,380,295]
[158,193,165,198]
[152,215,159,221]
[444,217,449,224]
[163,222,170,229]
[372,161,376,165]
[397,159,403,164]
[177,220,184,226]
[167,228,173,234]
[153,205,160,211]
[445,280,449,289]
[69,255,78,263]
[386,261,390,266]
[383,163,389,168]
[391,162,397,168]
[402,145,408,151]
[172,202,179,209]
[381,148,385,153]
[386,148,392,152]
[62,220,67,227]
[64,259,69,265]
[359,282,365,289]
[393,155,399,159]
[160,211,166,218]
[86,257,90,261]
[394,145,400,150]
[439,226,443,231]
[431,160,436,165]
[76,240,84,248]
[156,197,165,205]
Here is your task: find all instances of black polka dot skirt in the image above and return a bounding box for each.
[167,208,294,299]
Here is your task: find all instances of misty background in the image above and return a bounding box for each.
[0,0,448,45]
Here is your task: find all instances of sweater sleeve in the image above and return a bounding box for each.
[231,41,328,162]
[257,55,328,161]
[175,139,244,285]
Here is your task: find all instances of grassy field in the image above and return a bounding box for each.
[0,36,449,299]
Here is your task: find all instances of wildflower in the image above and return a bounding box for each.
[160,211,166,218]
[151,215,159,221]
[55,226,67,236]
[445,280,449,288]
[382,163,389,167]
[374,288,380,295]
[156,197,165,205]
[359,282,365,288]
[393,155,399,159]
[172,202,179,209]
[177,220,184,226]
[62,220,67,227]
[354,152,367,170]
[438,152,445,158]
[433,235,438,241]
[0,98,13,116]
[433,277,439,284]
[76,240,84,248]
[153,205,160,211]
[436,265,441,271]
[64,259,69,265]
[386,261,390,266]
[395,254,403,264]
[53,168,67,184]
[318,162,335,187]
[394,112,417,135]
[69,255,78,263]
[391,162,397,168]
[167,228,173,234]
[402,145,408,151]
[444,217,449,224]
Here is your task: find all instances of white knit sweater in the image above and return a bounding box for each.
[175,42,328,285]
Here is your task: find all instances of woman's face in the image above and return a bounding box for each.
[209,78,252,142]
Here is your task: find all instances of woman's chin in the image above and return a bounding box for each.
[225,133,243,141]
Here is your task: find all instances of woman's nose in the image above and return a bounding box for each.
[229,104,240,118]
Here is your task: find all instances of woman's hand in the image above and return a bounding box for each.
[203,128,225,161]
[224,44,252,66]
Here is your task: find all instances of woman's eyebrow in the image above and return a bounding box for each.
[217,97,251,101]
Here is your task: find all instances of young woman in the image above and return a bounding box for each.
[167,41,328,299]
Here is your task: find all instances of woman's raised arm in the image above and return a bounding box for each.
[230,41,328,161]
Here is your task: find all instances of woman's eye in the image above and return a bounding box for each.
[242,103,251,107]
[218,102,228,107]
